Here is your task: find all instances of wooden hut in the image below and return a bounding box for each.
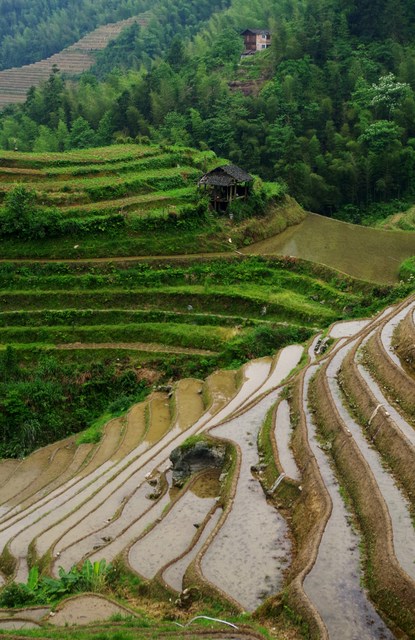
[198,165,253,210]
[241,29,271,54]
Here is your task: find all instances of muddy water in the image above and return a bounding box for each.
[206,370,237,415]
[175,379,205,430]
[88,488,171,566]
[5,442,76,510]
[0,620,40,630]
[274,400,300,481]
[328,342,415,581]
[56,469,173,573]
[0,460,21,487]
[202,394,290,611]
[145,392,171,445]
[214,358,272,421]
[302,367,393,640]
[190,469,220,498]
[329,319,370,339]
[54,480,154,573]
[3,379,216,579]
[0,607,50,621]
[162,508,222,592]
[48,594,129,626]
[77,419,124,476]
[112,403,146,460]
[243,212,415,283]
[0,442,63,512]
[380,300,415,369]
[129,488,216,579]
[83,367,272,566]
[242,346,303,408]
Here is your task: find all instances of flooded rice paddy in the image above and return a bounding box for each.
[302,367,393,640]
[1,298,415,638]
[163,508,222,592]
[274,400,300,480]
[327,341,415,582]
[202,394,291,611]
[129,486,216,579]
[243,213,415,283]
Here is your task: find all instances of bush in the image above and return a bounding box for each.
[0,186,64,240]
[0,561,114,607]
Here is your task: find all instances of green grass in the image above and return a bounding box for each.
[0,143,165,167]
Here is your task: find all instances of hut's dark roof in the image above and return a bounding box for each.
[198,165,253,187]
[241,29,271,36]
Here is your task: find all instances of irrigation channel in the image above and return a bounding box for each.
[0,297,415,638]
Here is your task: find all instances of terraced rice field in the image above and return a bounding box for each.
[0,17,148,109]
[0,293,414,639]
[0,143,208,211]
[0,256,385,358]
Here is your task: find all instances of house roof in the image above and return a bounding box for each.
[241,29,271,36]
[198,165,253,187]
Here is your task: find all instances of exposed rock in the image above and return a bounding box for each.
[170,440,226,487]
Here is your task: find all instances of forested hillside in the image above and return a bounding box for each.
[2,0,415,219]
[0,0,156,70]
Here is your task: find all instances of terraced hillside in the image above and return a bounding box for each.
[0,17,147,110]
[0,253,406,461]
[0,144,233,258]
[0,295,414,639]
[0,143,414,638]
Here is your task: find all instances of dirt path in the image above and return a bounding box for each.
[56,342,218,355]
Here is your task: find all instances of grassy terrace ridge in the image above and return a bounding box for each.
[0,141,291,259]
[0,254,407,459]
[0,144,170,166]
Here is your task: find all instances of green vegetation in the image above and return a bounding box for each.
[0,144,292,258]
[0,255,405,458]
[0,0,228,70]
[399,256,415,281]
[3,0,415,221]
[0,561,113,607]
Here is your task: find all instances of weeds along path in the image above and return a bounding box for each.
[300,296,415,638]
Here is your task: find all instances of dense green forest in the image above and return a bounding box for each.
[0,0,155,70]
[2,0,415,218]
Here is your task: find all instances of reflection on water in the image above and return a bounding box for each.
[243,213,415,283]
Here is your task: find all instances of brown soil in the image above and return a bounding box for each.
[56,342,217,355]
[48,594,136,626]
[364,332,415,423]
[0,441,64,505]
[392,309,415,377]
[6,438,76,508]
[339,345,415,512]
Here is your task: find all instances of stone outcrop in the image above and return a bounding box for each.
[170,440,226,487]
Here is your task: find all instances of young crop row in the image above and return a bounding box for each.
[0,144,166,168]
[0,322,231,351]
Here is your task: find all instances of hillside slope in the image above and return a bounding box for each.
[0,17,148,110]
